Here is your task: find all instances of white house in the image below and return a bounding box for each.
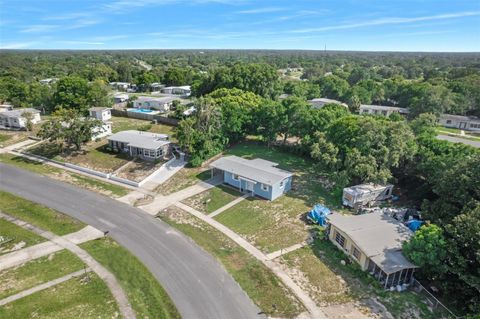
[160,86,191,97]
[0,104,14,112]
[360,105,410,117]
[114,93,129,103]
[439,114,480,132]
[133,96,175,112]
[91,122,112,140]
[39,78,58,85]
[150,83,165,92]
[308,98,348,109]
[109,82,132,91]
[89,107,112,121]
[0,108,41,130]
[108,130,171,161]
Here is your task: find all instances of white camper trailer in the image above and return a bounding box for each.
[342,183,394,208]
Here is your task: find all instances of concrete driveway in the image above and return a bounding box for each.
[0,163,263,319]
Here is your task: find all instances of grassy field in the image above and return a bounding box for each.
[0,154,129,197]
[158,206,304,317]
[156,166,211,195]
[81,237,180,319]
[181,185,242,214]
[0,272,119,319]
[435,127,480,141]
[0,250,85,300]
[110,115,176,138]
[0,191,85,236]
[213,141,343,253]
[289,238,439,319]
[0,133,12,144]
[0,219,46,256]
[28,140,131,173]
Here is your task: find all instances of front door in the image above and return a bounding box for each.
[245,181,254,192]
[459,122,468,129]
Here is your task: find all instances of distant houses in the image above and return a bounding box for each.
[326,212,417,289]
[133,96,175,112]
[308,98,348,109]
[0,108,41,130]
[439,114,480,132]
[160,86,191,97]
[360,105,410,117]
[89,107,112,122]
[114,93,129,103]
[107,130,171,161]
[88,107,112,140]
[110,82,136,92]
[39,78,58,85]
[210,155,293,201]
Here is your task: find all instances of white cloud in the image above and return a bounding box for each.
[236,7,286,14]
[20,24,58,33]
[291,11,480,33]
[0,41,39,49]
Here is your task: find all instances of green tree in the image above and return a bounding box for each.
[53,76,90,113]
[403,224,448,280]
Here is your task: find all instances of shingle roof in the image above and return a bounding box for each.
[327,212,416,273]
[108,130,170,149]
[210,156,292,186]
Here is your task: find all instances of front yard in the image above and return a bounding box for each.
[180,185,242,214]
[156,166,211,195]
[0,219,46,256]
[211,140,344,253]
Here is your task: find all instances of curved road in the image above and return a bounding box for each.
[0,163,262,319]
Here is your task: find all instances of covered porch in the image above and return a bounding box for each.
[367,249,417,289]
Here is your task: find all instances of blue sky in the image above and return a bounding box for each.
[1,0,479,51]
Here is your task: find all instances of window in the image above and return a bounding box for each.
[335,231,346,248]
[156,149,163,157]
[232,174,239,181]
[352,246,361,260]
[279,180,284,188]
[261,183,269,191]
[446,120,452,124]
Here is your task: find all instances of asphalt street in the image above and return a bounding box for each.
[0,163,263,319]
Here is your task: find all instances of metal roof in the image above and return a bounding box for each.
[308,98,348,108]
[135,96,175,103]
[210,156,292,186]
[344,183,392,196]
[89,107,110,112]
[360,104,410,114]
[108,130,170,150]
[327,212,416,274]
[0,108,40,118]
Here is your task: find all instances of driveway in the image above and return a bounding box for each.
[0,163,262,319]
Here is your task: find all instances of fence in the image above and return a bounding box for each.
[411,278,462,319]
[111,109,179,126]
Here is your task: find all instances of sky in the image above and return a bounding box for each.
[0,0,479,51]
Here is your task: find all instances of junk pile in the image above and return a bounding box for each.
[358,206,424,231]
[306,204,331,227]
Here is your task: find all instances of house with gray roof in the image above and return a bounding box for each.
[308,98,348,109]
[210,156,293,200]
[360,104,410,117]
[327,211,417,289]
[133,96,175,112]
[107,130,171,161]
[0,108,41,130]
[439,114,480,131]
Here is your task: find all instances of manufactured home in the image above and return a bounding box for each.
[439,114,480,132]
[360,105,410,117]
[0,108,41,130]
[342,184,393,208]
[108,130,171,161]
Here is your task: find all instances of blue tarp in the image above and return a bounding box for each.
[307,204,331,227]
[406,219,424,232]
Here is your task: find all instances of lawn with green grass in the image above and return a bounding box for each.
[0,154,129,197]
[110,116,176,137]
[215,140,343,253]
[181,185,242,214]
[156,166,211,195]
[0,219,46,256]
[158,206,304,318]
[0,191,84,236]
[81,237,180,319]
[0,250,85,300]
[0,273,119,319]
[0,133,12,144]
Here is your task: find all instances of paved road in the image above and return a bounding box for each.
[0,163,262,319]
[437,134,480,148]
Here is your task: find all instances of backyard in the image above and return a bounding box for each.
[110,115,176,139]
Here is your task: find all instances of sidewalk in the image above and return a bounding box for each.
[0,213,136,319]
[173,202,326,319]
[208,193,250,218]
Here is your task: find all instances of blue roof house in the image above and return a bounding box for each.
[210,156,293,201]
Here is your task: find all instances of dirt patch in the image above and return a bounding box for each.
[157,206,206,230]
[115,158,168,182]
[133,195,154,207]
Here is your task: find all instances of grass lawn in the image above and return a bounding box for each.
[156,166,211,195]
[158,206,304,318]
[435,127,480,141]
[215,140,344,253]
[0,219,46,256]
[81,237,180,319]
[0,250,85,300]
[0,154,129,197]
[289,238,440,319]
[110,116,176,140]
[0,191,85,236]
[0,272,119,319]
[0,133,12,144]
[28,140,130,173]
[181,185,242,214]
